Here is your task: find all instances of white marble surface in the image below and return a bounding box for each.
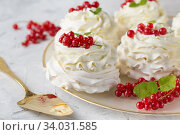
[0,0,180,120]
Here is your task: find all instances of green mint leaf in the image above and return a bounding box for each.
[129,0,147,8]
[139,0,147,5]
[133,81,159,99]
[90,8,102,15]
[74,33,79,36]
[159,75,177,92]
[84,32,91,36]
[148,20,156,23]
[129,2,139,7]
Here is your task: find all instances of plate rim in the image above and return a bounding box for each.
[42,39,180,115]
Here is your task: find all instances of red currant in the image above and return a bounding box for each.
[92,1,99,8]
[115,90,122,97]
[13,24,19,30]
[136,102,144,109]
[159,27,167,35]
[127,30,135,38]
[147,23,153,29]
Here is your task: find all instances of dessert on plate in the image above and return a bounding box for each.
[117,22,180,80]
[114,0,168,35]
[60,1,121,47]
[46,31,120,93]
[172,13,180,37]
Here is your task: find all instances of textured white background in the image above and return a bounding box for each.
[0,0,180,120]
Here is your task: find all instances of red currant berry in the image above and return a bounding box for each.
[127,30,135,38]
[162,98,168,104]
[76,5,83,11]
[150,77,156,81]
[92,1,99,8]
[126,0,134,2]
[87,36,94,45]
[132,82,137,88]
[77,35,84,41]
[150,94,158,101]
[83,1,91,8]
[158,101,164,108]
[68,31,75,38]
[13,24,19,30]
[49,30,55,36]
[153,30,160,36]
[159,27,167,35]
[117,84,124,91]
[144,28,152,35]
[62,36,72,46]
[124,90,132,97]
[152,101,159,110]
[22,40,29,46]
[144,103,152,110]
[142,97,150,104]
[125,82,132,90]
[166,95,174,102]
[115,90,122,97]
[85,44,90,49]
[72,39,79,47]
[147,23,153,29]
[172,91,179,98]
[136,102,144,109]
[69,8,75,13]
[121,2,127,8]
[138,77,146,83]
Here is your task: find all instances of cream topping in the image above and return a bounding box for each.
[114,0,168,34]
[117,23,180,80]
[60,8,121,47]
[46,35,120,93]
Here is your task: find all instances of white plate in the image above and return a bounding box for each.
[42,39,180,115]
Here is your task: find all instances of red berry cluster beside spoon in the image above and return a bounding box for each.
[115,77,180,111]
[127,23,167,38]
[21,20,61,46]
[121,0,157,8]
[59,31,94,49]
[69,1,99,13]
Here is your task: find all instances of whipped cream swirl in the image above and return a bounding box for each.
[114,0,168,34]
[117,23,180,80]
[172,13,180,37]
[60,8,121,47]
[46,34,120,93]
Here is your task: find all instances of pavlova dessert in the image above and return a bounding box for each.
[172,13,180,37]
[117,22,180,80]
[46,31,120,93]
[114,0,168,34]
[60,1,121,47]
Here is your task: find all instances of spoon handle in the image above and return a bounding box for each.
[0,57,35,97]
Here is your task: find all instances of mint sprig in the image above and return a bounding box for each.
[133,75,177,99]
[129,0,147,8]
[84,32,91,36]
[90,8,102,15]
[148,20,156,23]
[134,81,159,99]
[159,76,177,92]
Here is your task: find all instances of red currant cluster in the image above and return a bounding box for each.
[115,77,153,98]
[59,31,94,49]
[127,23,167,39]
[13,20,61,47]
[121,0,157,8]
[115,76,180,111]
[69,1,99,13]
[137,78,180,110]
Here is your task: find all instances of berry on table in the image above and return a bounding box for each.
[13,24,19,30]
